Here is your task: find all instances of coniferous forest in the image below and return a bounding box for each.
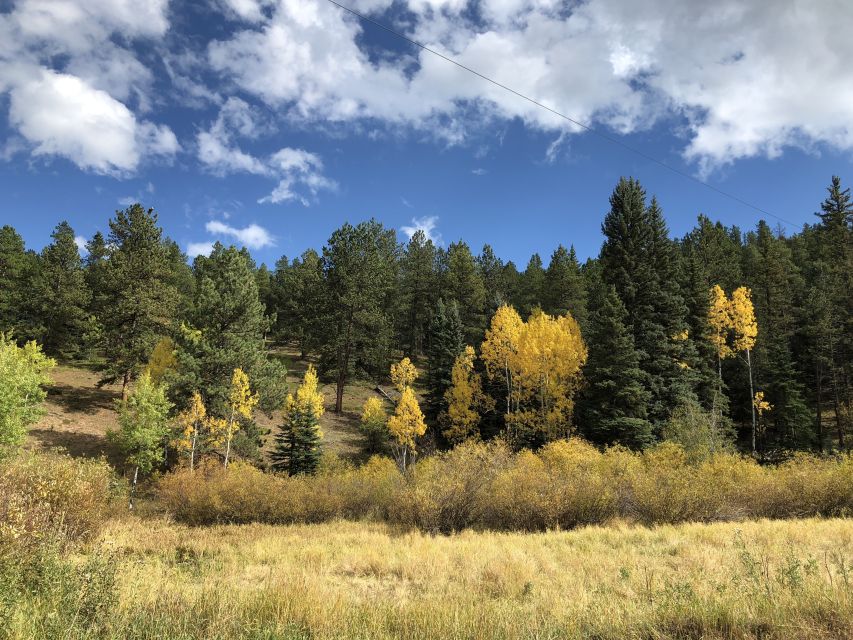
[2,176,853,639]
[2,176,850,461]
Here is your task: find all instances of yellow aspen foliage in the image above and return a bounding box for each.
[173,391,207,470]
[480,304,523,409]
[360,396,388,453]
[145,337,177,385]
[508,311,587,441]
[730,286,757,352]
[708,285,734,360]
[753,391,772,416]
[205,417,227,449]
[224,367,259,468]
[285,365,325,424]
[387,386,426,471]
[443,346,492,445]
[361,396,385,425]
[390,357,418,392]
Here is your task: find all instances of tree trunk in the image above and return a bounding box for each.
[816,361,824,454]
[121,370,131,401]
[224,410,235,468]
[747,349,756,455]
[190,422,198,471]
[129,465,139,510]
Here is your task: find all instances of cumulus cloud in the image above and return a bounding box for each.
[401,215,442,245]
[74,235,88,254]
[198,100,337,205]
[206,220,275,249]
[5,68,178,175]
[0,0,177,174]
[206,0,853,172]
[186,241,215,258]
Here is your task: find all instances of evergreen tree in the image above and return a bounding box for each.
[320,220,398,413]
[0,226,39,339]
[518,253,546,317]
[442,241,487,344]
[398,230,438,358]
[600,179,697,428]
[743,222,813,451]
[174,243,285,432]
[32,221,91,358]
[543,244,587,330]
[477,244,507,305]
[96,205,178,399]
[272,250,325,357]
[577,284,653,448]
[271,365,324,475]
[424,299,464,425]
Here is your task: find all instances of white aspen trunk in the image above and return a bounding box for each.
[747,349,756,455]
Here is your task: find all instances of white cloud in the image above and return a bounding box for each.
[0,0,176,174]
[5,67,178,175]
[198,100,337,205]
[118,196,135,206]
[74,235,88,254]
[471,168,487,175]
[186,241,215,258]
[401,215,442,245]
[206,0,853,172]
[205,220,274,249]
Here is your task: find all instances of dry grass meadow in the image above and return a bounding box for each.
[13,516,846,639]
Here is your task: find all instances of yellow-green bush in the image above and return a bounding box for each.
[156,440,853,531]
[0,451,120,550]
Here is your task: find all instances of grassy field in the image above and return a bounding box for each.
[10,517,848,639]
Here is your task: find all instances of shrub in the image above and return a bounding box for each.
[0,451,120,551]
[156,439,853,532]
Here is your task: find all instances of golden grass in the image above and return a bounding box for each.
[55,516,852,639]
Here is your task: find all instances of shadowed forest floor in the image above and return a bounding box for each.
[25,346,401,465]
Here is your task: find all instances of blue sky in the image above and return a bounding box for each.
[1,0,852,268]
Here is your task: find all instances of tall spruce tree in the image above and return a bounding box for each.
[743,222,813,451]
[518,253,546,317]
[424,299,464,426]
[543,245,588,330]
[442,241,487,344]
[577,283,653,448]
[271,365,324,475]
[96,205,178,399]
[600,178,697,429]
[272,250,325,357]
[320,220,398,413]
[32,221,91,357]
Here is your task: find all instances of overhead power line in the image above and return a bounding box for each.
[323,0,798,227]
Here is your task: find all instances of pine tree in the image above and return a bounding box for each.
[743,223,813,452]
[272,365,324,475]
[518,253,546,317]
[442,241,487,344]
[32,221,91,358]
[272,250,325,357]
[424,299,464,425]
[0,226,39,339]
[543,245,588,330]
[477,244,507,305]
[577,284,653,448]
[399,230,438,358]
[600,179,697,428]
[173,244,285,463]
[321,220,398,413]
[97,205,179,399]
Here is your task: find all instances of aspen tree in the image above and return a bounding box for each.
[730,287,759,453]
[173,392,207,471]
[223,368,258,468]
